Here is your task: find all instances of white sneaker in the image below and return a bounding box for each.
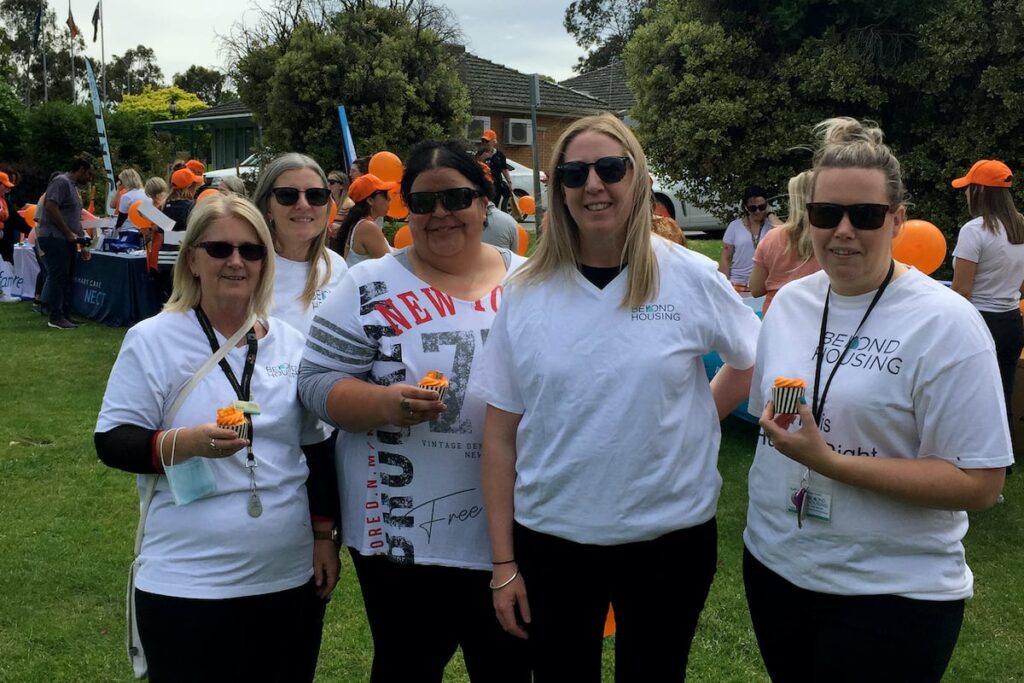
[0,293,18,303]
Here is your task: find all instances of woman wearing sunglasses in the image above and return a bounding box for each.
[720,185,775,291]
[298,140,529,682]
[749,171,820,314]
[950,160,1024,464]
[335,173,393,267]
[475,113,760,681]
[746,117,1011,682]
[95,194,335,681]
[326,170,353,246]
[251,153,348,338]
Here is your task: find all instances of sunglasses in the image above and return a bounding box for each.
[270,186,331,206]
[746,203,768,213]
[555,156,631,188]
[806,202,891,230]
[407,187,481,214]
[194,241,268,261]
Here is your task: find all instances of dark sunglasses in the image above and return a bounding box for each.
[806,202,891,230]
[407,187,481,215]
[555,156,631,188]
[746,203,768,213]
[270,186,331,206]
[194,241,268,261]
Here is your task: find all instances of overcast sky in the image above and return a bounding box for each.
[75,1,587,84]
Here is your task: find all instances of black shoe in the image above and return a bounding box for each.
[47,318,78,329]
[65,316,86,326]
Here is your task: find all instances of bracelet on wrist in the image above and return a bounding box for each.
[492,559,516,565]
[489,570,519,590]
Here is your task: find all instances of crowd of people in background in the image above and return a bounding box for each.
[0,112,1018,681]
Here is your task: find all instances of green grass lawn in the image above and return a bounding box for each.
[1,289,1021,681]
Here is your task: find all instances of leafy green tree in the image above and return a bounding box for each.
[105,45,165,102]
[23,102,98,174]
[231,4,469,169]
[626,0,1024,240]
[119,86,207,122]
[565,0,654,74]
[173,65,230,106]
[0,79,27,160]
[0,0,91,104]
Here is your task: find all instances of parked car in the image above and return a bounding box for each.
[651,175,724,236]
[204,153,261,184]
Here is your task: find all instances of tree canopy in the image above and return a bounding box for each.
[0,0,90,104]
[173,65,237,106]
[565,0,653,74]
[105,45,165,102]
[119,86,207,122]
[626,0,1024,238]
[229,1,469,170]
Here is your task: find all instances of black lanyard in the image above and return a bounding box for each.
[812,260,895,425]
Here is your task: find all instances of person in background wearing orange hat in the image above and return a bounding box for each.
[951,159,1024,469]
[185,159,206,181]
[335,173,393,267]
[480,129,514,213]
[165,168,201,232]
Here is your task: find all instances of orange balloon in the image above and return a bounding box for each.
[369,151,403,183]
[196,188,220,203]
[393,224,413,248]
[892,219,946,275]
[128,200,155,229]
[328,198,339,225]
[518,195,536,216]
[19,204,37,228]
[516,224,529,256]
[386,186,408,220]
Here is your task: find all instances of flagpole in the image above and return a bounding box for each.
[99,0,106,102]
[69,31,75,102]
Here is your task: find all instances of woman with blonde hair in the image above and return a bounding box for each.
[116,168,145,229]
[746,118,1011,681]
[951,161,1024,458]
[476,113,760,680]
[95,194,336,681]
[749,170,820,313]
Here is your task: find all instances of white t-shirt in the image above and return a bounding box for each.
[96,310,330,599]
[118,188,148,229]
[473,237,761,545]
[952,216,1024,312]
[271,250,348,337]
[723,218,772,285]
[303,247,525,569]
[744,269,1014,601]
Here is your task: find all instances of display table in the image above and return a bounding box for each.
[11,244,40,300]
[71,251,161,326]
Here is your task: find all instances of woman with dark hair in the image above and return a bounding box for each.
[326,170,353,247]
[720,184,774,291]
[298,140,529,682]
[747,118,1010,681]
[951,159,1024,458]
[334,173,392,267]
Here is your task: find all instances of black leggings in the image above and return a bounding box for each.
[515,518,717,683]
[135,579,327,683]
[980,308,1024,445]
[349,550,530,683]
[743,547,964,682]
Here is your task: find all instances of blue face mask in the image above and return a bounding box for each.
[165,457,216,506]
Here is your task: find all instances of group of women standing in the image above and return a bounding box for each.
[95,112,1014,682]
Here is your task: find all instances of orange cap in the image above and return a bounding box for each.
[348,174,396,203]
[171,168,201,189]
[0,172,13,188]
[481,129,497,142]
[951,160,1013,189]
[186,160,206,176]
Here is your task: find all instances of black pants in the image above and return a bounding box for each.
[33,242,46,300]
[515,518,717,683]
[135,579,327,683]
[349,549,530,683]
[980,308,1024,445]
[743,547,964,682]
[37,236,74,322]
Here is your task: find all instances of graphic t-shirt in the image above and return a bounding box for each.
[745,269,1014,600]
[952,217,1024,313]
[473,238,761,545]
[302,247,525,569]
[96,311,329,599]
[271,250,348,337]
[723,217,772,286]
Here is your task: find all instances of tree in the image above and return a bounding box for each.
[106,45,164,102]
[0,79,27,159]
[229,2,469,170]
[173,65,231,106]
[0,0,92,104]
[564,0,653,74]
[626,0,1024,243]
[119,86,207,122]
[23,102,98,174]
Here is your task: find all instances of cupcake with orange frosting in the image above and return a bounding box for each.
[418,371,449,402]
[772,377,806,415]
[216,405,249,439]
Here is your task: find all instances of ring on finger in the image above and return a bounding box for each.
[400,398,414,415]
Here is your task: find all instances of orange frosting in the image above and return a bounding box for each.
[419,371,449,389]
[216,406,246,427]
[773,377,806,389]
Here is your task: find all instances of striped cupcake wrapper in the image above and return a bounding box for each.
[420,385,447,402]
[772,386,804,415]
[224,422,249,440]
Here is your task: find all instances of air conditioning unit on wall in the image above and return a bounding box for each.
[504,119,533,145]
